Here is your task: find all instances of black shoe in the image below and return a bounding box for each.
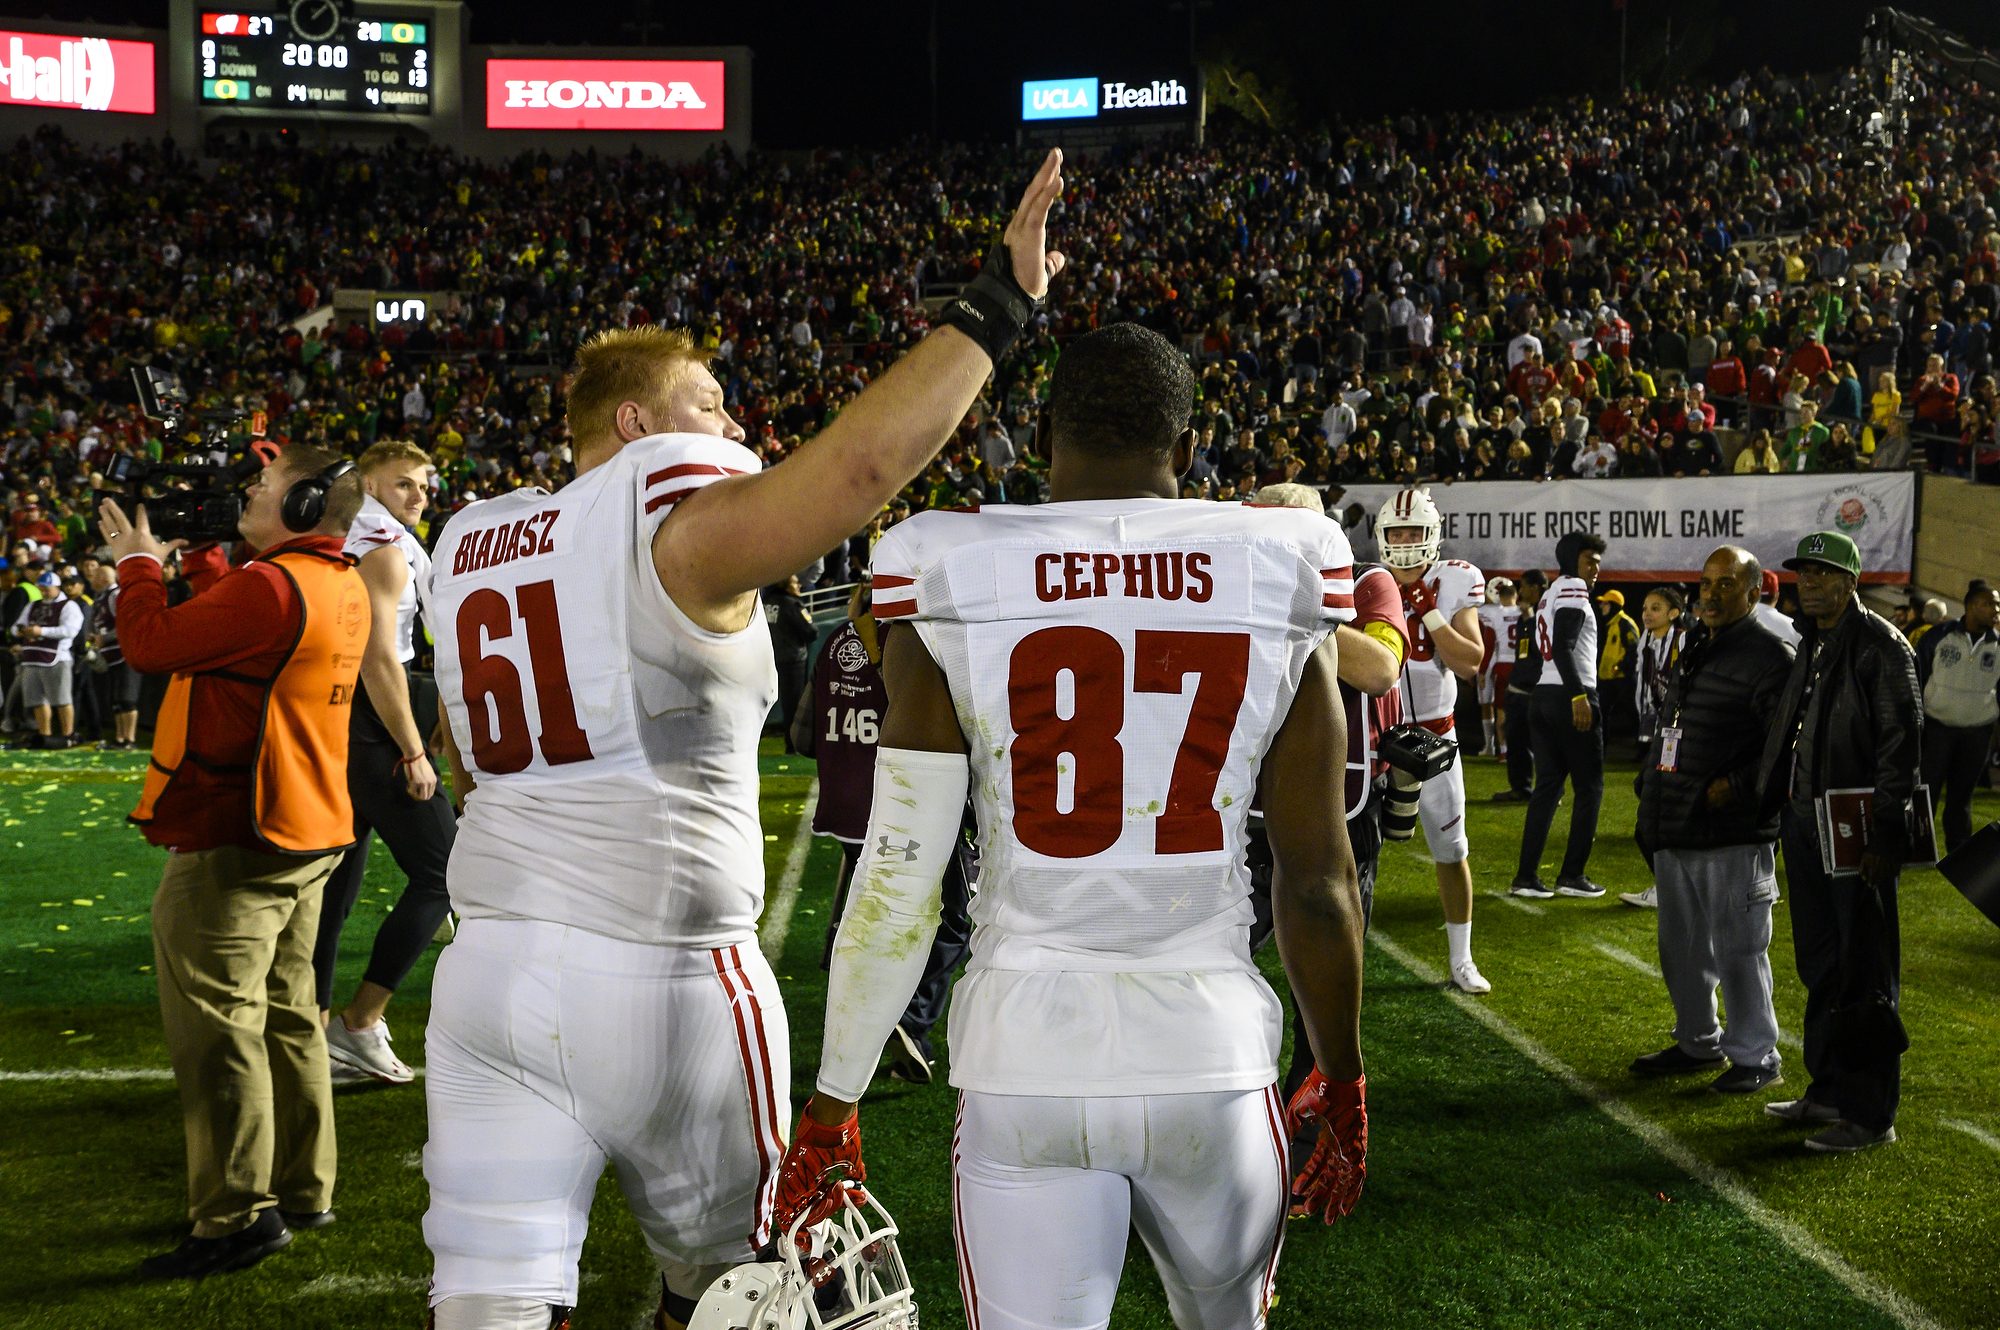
[1765,1096,1841,1125]
[1631,1045,1728,1077]
[886,1024,935,1085]
[1711,1064,1783,1095]
[139,1209,292,1279]
[1509,876,1555,899]
[1490,789,1532,804]
[1556,875,1607,898]
[278,1208,336,1230]
[1805,1121,1897,1152]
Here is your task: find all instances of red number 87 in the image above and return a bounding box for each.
[1007,626,1250,859]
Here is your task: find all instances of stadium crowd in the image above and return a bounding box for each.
[5,53,2000,603]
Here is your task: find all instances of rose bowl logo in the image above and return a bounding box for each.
[1814,484,1872,534]
[835,636,871,674]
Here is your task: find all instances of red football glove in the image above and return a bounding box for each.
[1401,576,1438,618]
[1284,1070,1367,1223]
[771,1101,869,1251]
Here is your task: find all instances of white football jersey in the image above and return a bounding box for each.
[1477,603,1521,678]
[344,493,431,663]
[1396,558,1485,724]
[1535,574,1600,690]
[420,433,777,947]
[871,498,1356,1096]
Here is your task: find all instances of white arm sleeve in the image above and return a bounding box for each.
[816,746,971,1103]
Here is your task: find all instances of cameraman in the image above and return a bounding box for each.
[98,444,369,1281]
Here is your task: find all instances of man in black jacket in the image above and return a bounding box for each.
[1755,531,1923,1153]
[1631,547,1795,1094]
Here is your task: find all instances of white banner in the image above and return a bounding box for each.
[1329,473,1915,583]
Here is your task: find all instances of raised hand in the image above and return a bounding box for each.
[1002,149,1068,300]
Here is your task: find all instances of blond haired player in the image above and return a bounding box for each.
[775,324,1370,1328]
[1378,488,1491,994]
[313,439,457,1087]
[418,153,1070,1330]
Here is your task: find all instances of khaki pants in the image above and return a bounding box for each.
[152,845,341,1236]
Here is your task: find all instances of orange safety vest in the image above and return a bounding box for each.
[133,548,369,855]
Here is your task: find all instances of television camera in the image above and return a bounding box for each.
[97,367,277,543]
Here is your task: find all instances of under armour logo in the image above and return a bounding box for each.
[877,835,921,863]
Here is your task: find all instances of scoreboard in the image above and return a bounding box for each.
[197,10,432,113]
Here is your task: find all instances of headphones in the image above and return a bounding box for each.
[280,460,356,533]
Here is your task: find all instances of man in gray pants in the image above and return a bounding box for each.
[1630,546,1797,1094]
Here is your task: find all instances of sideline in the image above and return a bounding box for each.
[756,779,821,963]
[1368,929,1948,1330]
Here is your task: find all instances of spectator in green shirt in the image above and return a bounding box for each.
[1782,401,1831,472]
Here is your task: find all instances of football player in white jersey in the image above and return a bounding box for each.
[1512,530,1609,899]
[417,151,1071,1330]
[1476,577,1520,760]
[1376,488,1491,994]
[775,324,1370,1328]
[313,440,457,1087]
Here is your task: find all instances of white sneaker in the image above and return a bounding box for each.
[329,1059,371,1086]
[325,1017,415,1084]
[1619,887,1659,909]
[1450,959,1492,995]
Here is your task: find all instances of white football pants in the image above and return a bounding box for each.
[1417,749,1470,864]
[423,919,789,1310]
[951,1087,1290,1330]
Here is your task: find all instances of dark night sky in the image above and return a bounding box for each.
[9,0,2000,144]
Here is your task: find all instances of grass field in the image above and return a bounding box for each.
[3,740,1997,1330]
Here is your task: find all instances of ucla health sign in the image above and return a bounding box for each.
[1022,77,1095,120]
[1022,74,1189,122]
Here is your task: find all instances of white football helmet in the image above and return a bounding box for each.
[688,1189,917,1330]
[1377,488,1443,570]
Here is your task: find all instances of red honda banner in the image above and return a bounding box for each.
[485,59,726,131]
[0,30,155,115]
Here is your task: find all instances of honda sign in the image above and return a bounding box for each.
[0,30,155,115]
[486,59,725,131]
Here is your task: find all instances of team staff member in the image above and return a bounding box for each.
[1493,569,1546,803]
[99,446,368,1278]
[1514,532,1610,898]
[1756,531,1922,1153]
[1596,587,1641,746]
[1914,581,1999,853]
[1632,547,1794,1094]
[10,569,84,748]
[85,558,141,749]
[314,440,456,1087]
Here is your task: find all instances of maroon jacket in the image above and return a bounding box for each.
[807,621,889,842]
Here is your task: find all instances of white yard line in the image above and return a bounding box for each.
[1368,929,1949,1330]
[756,778,821,964]
[1485,889,1544,916]
[1583,942,1804,1050]
[1942,1118,2000,1157]
[1592,941,1661,978]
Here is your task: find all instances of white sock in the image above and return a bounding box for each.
[1446,921,1473,968]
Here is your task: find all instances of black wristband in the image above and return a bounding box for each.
[937,243,1043,364]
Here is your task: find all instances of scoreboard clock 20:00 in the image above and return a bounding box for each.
[197,9,432,113]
